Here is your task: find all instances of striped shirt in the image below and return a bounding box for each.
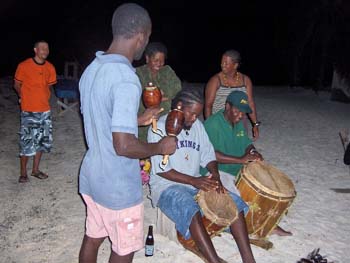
[212,75,247,114]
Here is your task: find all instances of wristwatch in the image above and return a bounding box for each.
[252,121,261,127]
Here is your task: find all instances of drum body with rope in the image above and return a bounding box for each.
[177,190,238,261]
[236,161,296,238]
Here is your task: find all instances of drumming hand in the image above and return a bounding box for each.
[243,152,262,163]
[158,136,177,155]
[207,173,225,193]
[138,107,164,126]
[191,175,221,192]
[214,178,226,194]
[253,151,263,161]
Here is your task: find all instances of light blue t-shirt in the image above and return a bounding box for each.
[148,115,216,205]
[79,51,142,210]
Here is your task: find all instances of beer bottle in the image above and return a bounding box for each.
[145,225,154,257]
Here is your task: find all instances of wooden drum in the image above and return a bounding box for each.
[236,161,296,238]
[177,190,238,261]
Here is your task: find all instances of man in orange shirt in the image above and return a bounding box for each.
[14,40,57,183]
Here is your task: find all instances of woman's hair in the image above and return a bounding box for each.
[171,88,204,109]
[144,42,168,58]
[111,3,151,40]
[223,49,241,64]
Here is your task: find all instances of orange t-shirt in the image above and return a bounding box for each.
[14,58,57,112]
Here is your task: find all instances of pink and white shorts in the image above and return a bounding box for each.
[82,194,144,256]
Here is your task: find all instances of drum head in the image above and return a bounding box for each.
[243,161,296,198]
[197,190,238,227]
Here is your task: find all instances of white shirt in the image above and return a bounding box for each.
[148,114,216,205]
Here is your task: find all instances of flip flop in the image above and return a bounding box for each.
[31,171,48,179]
[18,175,29,183]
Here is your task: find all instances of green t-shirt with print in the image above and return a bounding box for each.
[201,109,252,177]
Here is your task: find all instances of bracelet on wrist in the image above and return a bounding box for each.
[252,121,261,127]
[249,148,257,154]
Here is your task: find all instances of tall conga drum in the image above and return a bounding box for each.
[236,161,296,238]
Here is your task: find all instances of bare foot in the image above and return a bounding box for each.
[271,225,292,236]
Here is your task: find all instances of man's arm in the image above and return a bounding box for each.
[204,75,220,119]
[205,160,224,193]
[215,151,245,164]
[215,144,262,164]
[113,132,176,160]
[157,168,219,192]
[138,107,163,126]
[14,80,22,96]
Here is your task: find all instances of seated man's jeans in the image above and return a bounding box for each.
[157,184,248,239]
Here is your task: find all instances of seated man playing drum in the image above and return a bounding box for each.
[202,90,291,236]
[148,89,256,263]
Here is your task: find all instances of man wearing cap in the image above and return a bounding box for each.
[203,90,292,236]
[202,91,262,180]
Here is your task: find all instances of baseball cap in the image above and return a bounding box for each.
[226,91,252,113]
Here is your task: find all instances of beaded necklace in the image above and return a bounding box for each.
[222,71,240,87]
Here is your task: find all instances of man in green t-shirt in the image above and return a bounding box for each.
[203,90,292,236]
[203,91,262,178]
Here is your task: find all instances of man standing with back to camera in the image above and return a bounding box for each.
[78,3,176,263]
[14,40,57,183]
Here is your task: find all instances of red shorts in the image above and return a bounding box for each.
[82,194,144,256]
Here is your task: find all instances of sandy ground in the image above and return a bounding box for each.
[0,85,349,263]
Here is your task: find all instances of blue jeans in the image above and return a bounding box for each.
[157,185,248,239]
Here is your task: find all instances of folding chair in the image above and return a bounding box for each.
[54,79,80,116]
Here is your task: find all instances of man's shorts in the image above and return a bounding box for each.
[157,185,248,240]
[82,194,144,256]
[19,111,53,156]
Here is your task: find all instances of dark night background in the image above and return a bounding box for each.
[1,0,349,88]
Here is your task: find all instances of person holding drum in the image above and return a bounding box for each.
[148,89,256,263]
[137,41,182,142]
[203,90,292,237]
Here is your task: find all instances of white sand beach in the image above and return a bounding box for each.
[0,84,349,263]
